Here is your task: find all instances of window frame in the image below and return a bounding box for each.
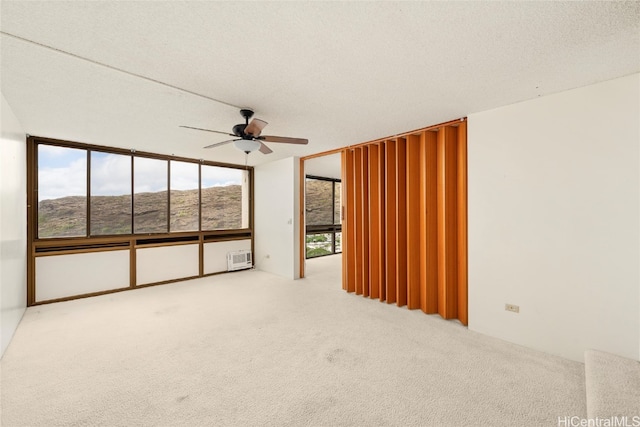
[30,136,253,241]
[304,174,342,259]
[26,136,254,306]
[89,150,133,236]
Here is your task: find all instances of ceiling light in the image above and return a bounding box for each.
[234,139,261,153]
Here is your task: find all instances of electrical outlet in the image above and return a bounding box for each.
[505,304,520,313]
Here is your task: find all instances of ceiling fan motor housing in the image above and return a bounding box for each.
[232,123,247,137]
[234,109,255,138]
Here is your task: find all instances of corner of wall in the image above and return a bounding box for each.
[254,156,301,280]
[1,93,28,358]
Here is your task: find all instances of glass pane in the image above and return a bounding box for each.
[334,182,341,224]
[170,161,199,232]
[134,157,168,233]
[37,145,87,238]
[305,178,333,225]
[335,232,342,253]
[201,165,245,230]
[90,152,132,235]
[306,233,332,258]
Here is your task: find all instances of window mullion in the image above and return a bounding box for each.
[86,150,91,237]
[167,160,171,233]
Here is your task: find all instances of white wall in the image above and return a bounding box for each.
[36,250,130,301]
[203,239,252,274]
[0,93,27,358]
[137,244,199,285]
[305,153,341,180]
[254,157,300,279]
[468,73,640,362]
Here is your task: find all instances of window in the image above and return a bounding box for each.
[37,145,87,238]
[306,232,333,258]
[201,165,248,230]
[90,152,132,235]
[305,176,341,258]
[306,178,333,226]
[28,137,254,306]
[33,139,252,239]
[170,161,199,232]
[334,182,341,225]
[134,157,168,234]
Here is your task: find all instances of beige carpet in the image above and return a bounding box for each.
[1,255,585,426]
[585,349,640,419]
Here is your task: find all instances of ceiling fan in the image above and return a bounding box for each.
[180,109,308,154]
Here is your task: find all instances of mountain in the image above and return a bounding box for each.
[38,185,243,238]
[305,179,340,226]
[38,180,341,240]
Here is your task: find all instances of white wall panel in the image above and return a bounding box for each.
[35,250,130,302]
[1,93,27,357]
[136,244,199,285]
[468,73,640,362]
[254,157,300,279]
[203,239,251,274]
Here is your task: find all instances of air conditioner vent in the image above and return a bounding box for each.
[227,249,252,271]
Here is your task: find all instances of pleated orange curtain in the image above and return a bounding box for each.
[341,120,467,325]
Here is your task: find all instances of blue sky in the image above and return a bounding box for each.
[37,145,245,201]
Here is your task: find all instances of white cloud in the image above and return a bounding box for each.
[133,157,167,193]
[91,153,131,196]
[201,165,244,188]
[38,157,87,201]
[38,144,69,158]
[37,146,247,201]
[170,161,199,191]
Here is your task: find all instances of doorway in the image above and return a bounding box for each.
[300,152,342,279]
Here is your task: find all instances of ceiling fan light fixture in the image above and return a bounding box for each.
[234,139,261,153]
[182,108,307,154]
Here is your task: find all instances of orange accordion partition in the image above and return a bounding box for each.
[341,120,467,324]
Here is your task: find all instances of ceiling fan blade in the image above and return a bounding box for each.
[203,139,240,149]
[245,118,268,137]
[260,135,308,145]
[180,125,234,137]
[259,142,273,154]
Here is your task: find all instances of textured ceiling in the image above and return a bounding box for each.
[1,1,639,167]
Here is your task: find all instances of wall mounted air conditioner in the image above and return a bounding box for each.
[227,249,252,271]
